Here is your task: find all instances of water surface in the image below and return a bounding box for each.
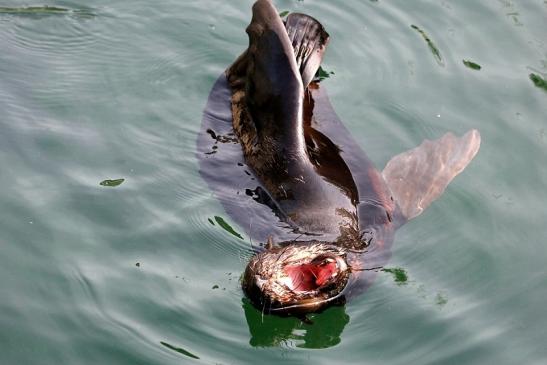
[1,1,546,364]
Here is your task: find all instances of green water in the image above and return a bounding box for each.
[1,1,546,364]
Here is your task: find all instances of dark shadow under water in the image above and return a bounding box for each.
[242,298,350,349]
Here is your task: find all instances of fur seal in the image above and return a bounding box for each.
[197,0,480,316]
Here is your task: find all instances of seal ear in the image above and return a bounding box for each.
[382,129,481,220]
[284,13,330,88]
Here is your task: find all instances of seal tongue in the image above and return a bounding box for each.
[283,261,337,292]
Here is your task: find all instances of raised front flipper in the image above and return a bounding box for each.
[227,2,330,155]
[382,130,481,220]
[227,0,303,151]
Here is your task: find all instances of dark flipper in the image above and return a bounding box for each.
[227,2,330,154]
[382,130,481,220]
[227,0,303,152]
[285,13,330,88]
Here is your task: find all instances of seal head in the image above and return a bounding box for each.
[243,242,350,315]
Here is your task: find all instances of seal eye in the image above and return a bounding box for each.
[318,257,335,267]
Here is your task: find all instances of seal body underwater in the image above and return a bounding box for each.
[197,0,480,316]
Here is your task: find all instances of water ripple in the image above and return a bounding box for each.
[1,0,547,364]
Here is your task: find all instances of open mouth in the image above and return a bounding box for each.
[281,256,347,292]
[242,241,352,314]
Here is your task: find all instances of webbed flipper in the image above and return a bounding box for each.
[227,0,304,154]
[382,129,481,220]
[285,13,329,88]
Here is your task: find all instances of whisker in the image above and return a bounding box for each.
[291,232,305,243]
[248,216,255,252]
[350,265,384,272]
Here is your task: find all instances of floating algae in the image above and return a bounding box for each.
[0,6,94,18]
[411,24,443,66]
[463,60,482,70]
[435,293,448,306]
[529,73,547,92]
[214,216,244,240]
[315,66,335,82]
[160,341,200,360]
[382,267,408,285]
[0,6,69,14]
[99,178,125,187]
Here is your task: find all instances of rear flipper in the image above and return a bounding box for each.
[382,129,481,221]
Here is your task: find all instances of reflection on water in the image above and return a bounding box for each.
[242,299,349,349]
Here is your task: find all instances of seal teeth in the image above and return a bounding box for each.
[335,256,348,273]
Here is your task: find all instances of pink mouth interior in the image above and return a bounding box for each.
[283,261,338,292]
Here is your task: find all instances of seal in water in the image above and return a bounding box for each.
[197,0,480,316]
